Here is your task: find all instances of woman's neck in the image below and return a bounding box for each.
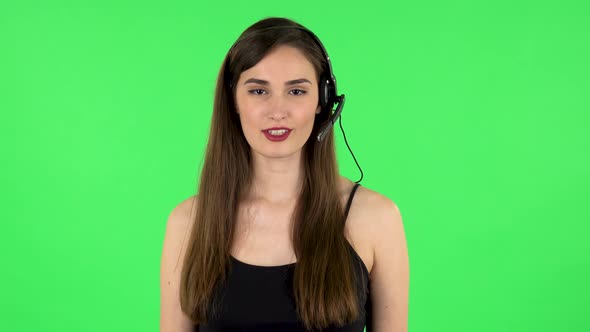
[248,150,304,204]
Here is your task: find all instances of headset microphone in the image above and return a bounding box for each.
[316,93,364,184]
[316,95,345,142]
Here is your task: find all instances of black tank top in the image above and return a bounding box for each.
[197,183,371,332]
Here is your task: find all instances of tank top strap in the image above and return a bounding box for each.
[344,182,361,219]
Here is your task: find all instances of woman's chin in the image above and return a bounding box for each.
[253,147,302,160]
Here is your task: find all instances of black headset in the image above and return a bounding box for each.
[225,24,363,183]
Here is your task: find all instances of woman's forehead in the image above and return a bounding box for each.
[238,46,316,84]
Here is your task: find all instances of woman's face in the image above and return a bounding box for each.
[234,45,321,160]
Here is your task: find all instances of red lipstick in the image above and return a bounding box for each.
[262,127,292,142]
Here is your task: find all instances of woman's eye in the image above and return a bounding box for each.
[290,89,307,95]
[248,89,266,95]
[247,89,307,96]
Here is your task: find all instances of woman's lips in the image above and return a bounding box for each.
[262,128,292,142]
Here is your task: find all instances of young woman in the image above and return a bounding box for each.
[160,17,409,332]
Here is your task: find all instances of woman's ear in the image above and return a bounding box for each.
[315,105,321,114]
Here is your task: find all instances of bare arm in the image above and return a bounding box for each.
[370,197,409,332]
[160,196,198,332]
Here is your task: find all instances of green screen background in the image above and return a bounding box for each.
[1,1,588,331]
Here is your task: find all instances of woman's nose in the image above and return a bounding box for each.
[267,96,288,120]
[269,110,287,120]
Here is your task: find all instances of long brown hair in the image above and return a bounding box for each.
[180,17,366,330]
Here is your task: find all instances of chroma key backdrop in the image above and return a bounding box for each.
[0,1,588,331]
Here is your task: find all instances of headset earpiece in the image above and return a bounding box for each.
[318,72,336,113]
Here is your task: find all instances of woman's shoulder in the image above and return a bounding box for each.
[338,176,403,276]
[166,195,199,237]
[338,176,400,216]
[171,195,199,219]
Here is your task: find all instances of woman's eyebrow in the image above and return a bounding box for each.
[243,78,312,86]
